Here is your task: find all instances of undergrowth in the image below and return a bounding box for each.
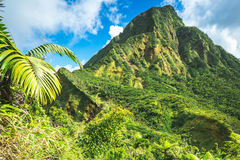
[0,104,84,159]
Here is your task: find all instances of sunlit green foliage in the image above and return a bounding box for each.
[1,4,240,160]
[53,5,240,159]
[0,104,84,159]
[0,16,82,105]
[79,107,132,158]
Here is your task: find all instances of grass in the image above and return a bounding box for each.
[0,104,84,159]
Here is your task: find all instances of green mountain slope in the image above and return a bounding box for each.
[53,5,240,159]
[84,5,187,87]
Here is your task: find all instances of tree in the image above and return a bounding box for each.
[153,140,177,160]
[0,4,82,105]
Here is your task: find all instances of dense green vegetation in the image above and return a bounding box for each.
[1,4,240,159]
[0,19,82,105]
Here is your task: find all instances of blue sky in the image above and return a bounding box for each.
[3,0,240,71]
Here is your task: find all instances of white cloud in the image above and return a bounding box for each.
[108,25,123,39]
[109,6,118,13]
[55,64,80,72]
[81,59,87,65]
[123,5,129,9]
[54,59,87,72]
[119,0,132,9]
[48,55,54,64]
[2,0,118,51]
[161,0,178,6]
[201,25,238,56]
[106,6,124,25]
[161,0,240,58]
[102,40,111,48]
[102,25,123,48]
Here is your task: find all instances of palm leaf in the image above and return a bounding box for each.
[0,4,82,105]
[26,43,83,70]
[0,16,13,40]
[0,32,61,105]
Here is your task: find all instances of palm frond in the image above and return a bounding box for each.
[0,17,12,39]
[0,4,82,105]
[0,32,61,105]
[26,43,83,70]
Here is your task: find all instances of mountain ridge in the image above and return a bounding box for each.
[84,5,186,77]
[54,5,240,158]
[84,5,240,88]
[84,5,184,68]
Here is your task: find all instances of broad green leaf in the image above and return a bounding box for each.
[26,43,83,70]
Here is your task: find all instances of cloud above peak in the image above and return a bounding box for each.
[108,25,123,39]
[161,0,240,58]
[107,6,125,25]
[3,0,119,51]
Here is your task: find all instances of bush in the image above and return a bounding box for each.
[79,107,132,158]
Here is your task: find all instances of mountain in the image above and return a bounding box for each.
[85,5,240,83]
[85,5,186,86]
[53,5,240,159]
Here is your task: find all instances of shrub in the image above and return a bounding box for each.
[79,107,132,158]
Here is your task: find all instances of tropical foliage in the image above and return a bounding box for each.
[1,4,240,160]
[0,16,82,105]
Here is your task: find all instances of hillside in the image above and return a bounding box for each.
[48,5,240,159]
[2,4,239,159]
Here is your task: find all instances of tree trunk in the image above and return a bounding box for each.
[0,76,11,104]
[164,150,167,160]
